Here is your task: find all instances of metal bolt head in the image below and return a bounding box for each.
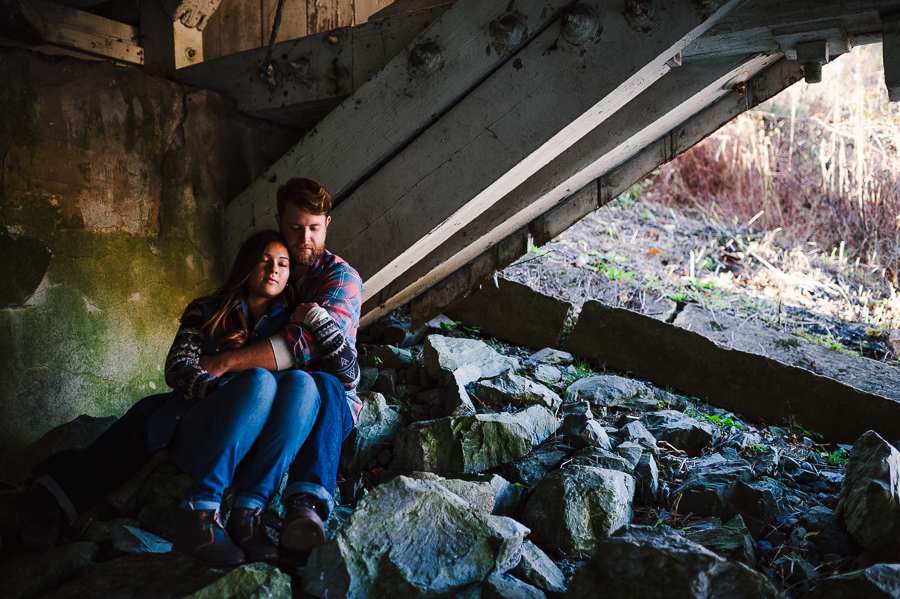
[625,0,655,31]
[490,13,526,52]
[186,48,197,59]
[408,41,442,78]
[561,4,600,46]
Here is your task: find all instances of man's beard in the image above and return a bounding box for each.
[291,241,325,267]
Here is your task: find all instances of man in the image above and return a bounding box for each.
[1,177,362,566]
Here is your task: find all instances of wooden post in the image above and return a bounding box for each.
[142,0,203,75]
[884,13,900,101]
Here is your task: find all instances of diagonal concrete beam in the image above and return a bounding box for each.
[405,58,804,327]
[327,0,746,302]
[360,51,779,322]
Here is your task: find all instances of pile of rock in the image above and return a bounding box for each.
[2,324,900,599]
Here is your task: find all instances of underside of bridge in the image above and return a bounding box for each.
[3,0,900,443]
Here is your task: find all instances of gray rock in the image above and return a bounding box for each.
[504,450,568,487]
[514,405,558,446]
[634,453,659,501]
[303,476,527,599]
[372,368,398,398]
[510,540,567,595]
[81,518,141,544]
[559,401,592,418]
[746,444,780,476]
[42,554,290,599]
[473,372,562,411]
[564,375,649,409]
[805,563,900,599]
[837,430,900,559]
[568,447,634,473]
[357,367,379,393]
[483,573,546,599]
[522,466,634,557]
[728,478,783,536]
[325,506,354,542]
[560,414,591,439]
[621,421,659,457]
[616,396,662,412]
[565,525,779,599]
[445,371,477,416]
[643,410,717,451]
[533,364,561,384]
[0,541,99,599]
[391,413,532,473]
[424,335,520,386]
[685,516,756,566]
[0,414,117,482]
[406,471,496,514]
[359,345,414,369]
[577,420,612,451]
[671,460,755,520]
[340,392,403,472]
[447,473,523,516]
[797,506,853,556]
[527,348,574,367]
[614,442,644,469]
[131,453,193,539]
[110,526,172,554]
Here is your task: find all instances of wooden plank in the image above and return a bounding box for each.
[6,0,143,64]
[401,58,803,328]
[362,52,777,321]
[177,8,444,128]
[369,0,455,21]
[201,0,262,60]
[884,13,900,102]
[357,0,395,24]
[163,0,223,30]
[262,0,308,43]
[224,0,576,253]
[307,0,354,34]
[328,0,745,303]
[142,0,203,74]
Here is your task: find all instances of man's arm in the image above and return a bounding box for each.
[199,340,277,376]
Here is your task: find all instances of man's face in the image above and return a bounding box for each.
[276,202,331,268]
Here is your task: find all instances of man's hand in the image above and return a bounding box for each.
[199,354,229,377]
[291,302,320,324]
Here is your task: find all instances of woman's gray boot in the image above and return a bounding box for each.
[172,508,245,566]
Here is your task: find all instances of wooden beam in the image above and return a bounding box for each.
[327,0,744,305]
[162,0,223,30]
[884,13,900,101]
[141,0,203,74]
[361,52,777,322]
[403,58,803,328]
[224,0,577,254]
[175,7,447,128]
[4,0,143,64]
[368,0,455,22]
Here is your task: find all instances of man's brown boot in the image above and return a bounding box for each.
[279,493,325,566]
[171,508,245,566]
[0,486,65,549]
[226,507,279,564]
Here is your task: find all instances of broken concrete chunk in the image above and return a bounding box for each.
[577,420,612,451]
[568,447,634,473]
[0,541,99,599]
[473,371,562,411]
[634,453,660,501]
[527,348,574,367]
[532,364,561,384]
[564,375,649,409]
[805,563,900,599]
[671,460,755,521]
[445,371,477,416]
[340,392,403,473]
[482,572,547,599]
[614,442,644,469]
[391,413,532,473]
[303,476,527,599]
[621,421,659,457]
[685,518,756,567]
[836,430,900,559]
[566,526,779,599]
[424,335,520,386]
[509,540,567,595]
[110,526,172,554]
[406,472,496,514]
[504,450,568,487]
[514,405,558,446]
[643,410,717,451]
[522,466,634,558]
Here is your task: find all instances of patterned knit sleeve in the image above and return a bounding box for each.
[304,307,360,391]
[164,304,225,400]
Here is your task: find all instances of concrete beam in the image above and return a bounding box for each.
[4,0,143,64]
[363,52,779,323]
[327,0,745,304]
[404,58,803,327]
[175,6,447,128]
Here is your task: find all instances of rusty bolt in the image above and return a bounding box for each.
[490,13,526,51]
[408,41,442,78]
[625,0,654,30]
[327,35,339,45]
[186,48,197,59]
[796,41,828,84]
[561,4,600,45]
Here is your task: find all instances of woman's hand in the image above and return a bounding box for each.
[291,302,320,324]
[199,354,229,377]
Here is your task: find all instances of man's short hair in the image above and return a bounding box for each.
[276,177,332,217]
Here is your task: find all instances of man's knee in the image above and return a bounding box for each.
[277,370,321,409]
[231,367,277,393]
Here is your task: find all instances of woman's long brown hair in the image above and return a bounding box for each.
[186,230,288,351]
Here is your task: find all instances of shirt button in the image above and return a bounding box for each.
[175,415,181,420]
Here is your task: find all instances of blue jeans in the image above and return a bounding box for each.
[171,368,321,511]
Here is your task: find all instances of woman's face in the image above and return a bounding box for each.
[246,242,290,300]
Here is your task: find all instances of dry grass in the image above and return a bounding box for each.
[642,43,900,290]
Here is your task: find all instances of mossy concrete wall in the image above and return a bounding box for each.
[0,48,298,449]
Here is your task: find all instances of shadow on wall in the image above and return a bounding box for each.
[0,47,299,450]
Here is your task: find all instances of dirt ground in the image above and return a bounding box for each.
[502,197,900,365]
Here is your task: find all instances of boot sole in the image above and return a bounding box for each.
[280,518,326,553]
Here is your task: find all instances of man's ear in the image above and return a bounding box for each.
[325,215,332,228]
[275,213,282,228]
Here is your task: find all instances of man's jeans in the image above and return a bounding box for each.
[41,369,351,523]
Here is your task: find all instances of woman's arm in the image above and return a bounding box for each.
[301,305,360,390]
[164,304,226,400]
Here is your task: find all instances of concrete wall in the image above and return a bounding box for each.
[0,47,298,449]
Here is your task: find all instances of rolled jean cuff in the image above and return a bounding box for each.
[35,475,78,527]
[283,482,334,519]
[180,498,222,511]
[232,495,268,511]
